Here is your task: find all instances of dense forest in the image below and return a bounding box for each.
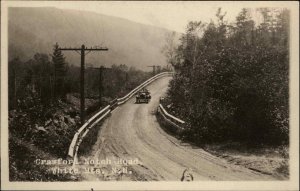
[164,8,289,146]
[8,43,157,110]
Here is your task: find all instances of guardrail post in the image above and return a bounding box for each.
[68,72,173,163]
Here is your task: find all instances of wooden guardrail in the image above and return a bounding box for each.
[68,72,173,160]
[157,104,185,133]
[117,72,172,105]
[68,105,111,157]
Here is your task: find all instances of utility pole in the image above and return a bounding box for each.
[148,65,156,75]
[99,66,103,105]
[90,66,110,107]
[148,65,161,76]
[59,44,108,125]
[125,72,128,84]
[94,66,104,106]
[13,68,17,109]
[156,66,161,73]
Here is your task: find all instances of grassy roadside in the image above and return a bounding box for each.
[202,143,289,180]
[156,101,289,180]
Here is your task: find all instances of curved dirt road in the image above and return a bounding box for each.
[80,77,274,181]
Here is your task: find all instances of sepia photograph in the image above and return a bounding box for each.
[1,1,299,190]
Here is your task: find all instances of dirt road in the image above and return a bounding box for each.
[80,77,274,181]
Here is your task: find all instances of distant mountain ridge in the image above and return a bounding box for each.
[8,7,178,70]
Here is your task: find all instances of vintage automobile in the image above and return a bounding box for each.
[136,88,151,103]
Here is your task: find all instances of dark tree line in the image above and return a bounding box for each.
[8,43,161,111]
[165,8,289,146]
[9,43,69,110]
[85,64,156,100]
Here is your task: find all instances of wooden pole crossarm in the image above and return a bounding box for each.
[58,44,109,125]
[85,48,108,51]
[58,48,108,51]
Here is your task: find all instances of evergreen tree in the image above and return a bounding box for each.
[166,8,289,146]
[52,43,67,99]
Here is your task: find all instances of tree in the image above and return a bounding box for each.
[165,8,289,146]
[234,8,255,46]
[8,58,23,109]
[161,31,178,70]
[52,43,67,99]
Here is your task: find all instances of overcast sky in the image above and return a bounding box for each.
[54,2,246,33]
[8,1,291,33]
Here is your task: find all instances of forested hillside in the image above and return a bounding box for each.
[164,8,289,146]
[8,7,176,70]
[8,47,156,180]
